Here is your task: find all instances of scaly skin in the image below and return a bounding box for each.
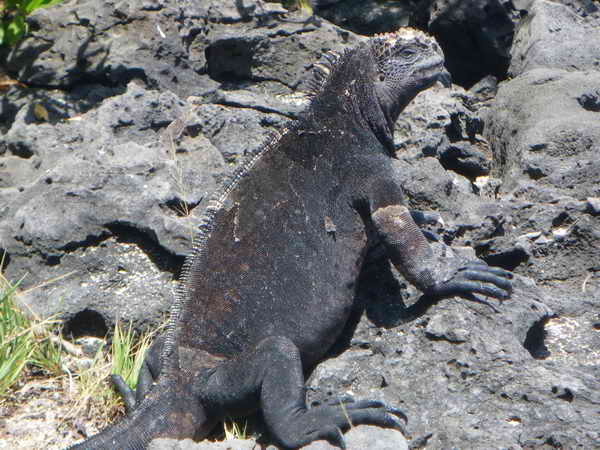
[70,28,511,450]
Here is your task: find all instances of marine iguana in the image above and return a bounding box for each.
[71,29,512,449]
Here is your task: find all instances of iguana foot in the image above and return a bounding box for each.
[426,262,513,311]
[199,336,407,449]
[317,396,407,424]
[273,399,407,449]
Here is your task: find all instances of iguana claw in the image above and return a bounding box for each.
[111,374,136,413]
[427,262,513,311]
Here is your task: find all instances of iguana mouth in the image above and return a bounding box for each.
[438,70,452,88]
[415,56,452,87]
[417,55,445,72]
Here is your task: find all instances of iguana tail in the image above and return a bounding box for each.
[68,375,213,449]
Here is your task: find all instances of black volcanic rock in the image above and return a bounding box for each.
[1,0,599,448]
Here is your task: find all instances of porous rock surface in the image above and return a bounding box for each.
[1,0,599,448]
[149,425,408,450]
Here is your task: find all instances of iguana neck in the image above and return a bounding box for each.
[353,81,397,156]
[306,85,396,157]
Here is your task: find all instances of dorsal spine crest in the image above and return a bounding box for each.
[304,49,348,100]
[159,126,289,375]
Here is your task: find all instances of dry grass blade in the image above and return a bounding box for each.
[223,417,249,441]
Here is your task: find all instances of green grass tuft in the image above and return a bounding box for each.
[281,0,314,15]
[1,0,65,46]
[0,265,161,431]
[223,418,249,440]
[111,319,158,391]
[0,275,63,398]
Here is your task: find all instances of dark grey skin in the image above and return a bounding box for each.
[71,29,512,450]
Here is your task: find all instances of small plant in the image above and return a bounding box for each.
[0,264,160,430]
[0,0,64,46]
[72,319,161,419]
[111,319,156,391]
[69,342,124,424]
[164,120,193,219]
[223,418,249,441]
[0,278,33,396]
[281,0,314,15]
[0,274,63,398]
[296,0,313,15]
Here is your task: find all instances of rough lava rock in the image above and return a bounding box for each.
[1,0,599,448]
[307,244,590,448]
[426,0,518,88]
[484,68,600,200]
[0,82,225,332]
[315,0,414,35]
[509,0,600,77]
[1,0,208,95]
[148,426,407,450]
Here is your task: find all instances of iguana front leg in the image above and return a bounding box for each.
[371,204,512,305]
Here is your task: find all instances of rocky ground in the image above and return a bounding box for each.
[1,0,599,449]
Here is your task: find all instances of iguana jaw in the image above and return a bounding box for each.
[414,54,452,88]
[437,69,452,88]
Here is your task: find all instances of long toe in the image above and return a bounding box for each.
[453,280,509,300]
[111,374,136,413]
[344,405,407,434]
[386,405,408,424]
[461,269,513,291]
[463,293,501,313]
[345,400,408,424]
[465,263,513,279]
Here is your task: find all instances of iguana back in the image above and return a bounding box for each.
[179,109,383,367]
[71,28,512,450]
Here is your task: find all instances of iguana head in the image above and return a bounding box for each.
[371,29,450,113]
[367,29,450,152]
[310,28,450,153]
